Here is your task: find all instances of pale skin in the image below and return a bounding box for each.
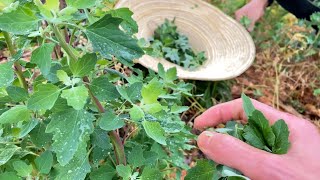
[195,98,320,179]
[235,0,269,31]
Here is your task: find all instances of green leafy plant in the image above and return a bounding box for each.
[0,0,294,179]
[240,16,251,29]
[146,19,207,70]
[0,1,197,179]
[185,94,291,180]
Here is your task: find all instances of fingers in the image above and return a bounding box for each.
[198,131,281,178]
[194,98,297,130]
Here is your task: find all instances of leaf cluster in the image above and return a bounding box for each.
[185,94,290,179]
[147,19,207,70]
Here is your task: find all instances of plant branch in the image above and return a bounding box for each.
[52,25,126,165]
[3,31,28,90]
[83,77,126,165]
[51,24,78,61]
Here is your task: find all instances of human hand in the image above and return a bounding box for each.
[195,98,320,179]
[235,0,268,31]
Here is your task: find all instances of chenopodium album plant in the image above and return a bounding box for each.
[0,0,196,179]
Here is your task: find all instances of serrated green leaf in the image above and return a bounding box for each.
[142,121,166,145]
[0,105,31,124]
[46,109,94,165]
[30,43,55,76]
[141,78,163,104]
[0,62,14,88]
[185,160,215,180]
[0,172,20,180]
[55,141,91,180]
[158,63,178,82]
[57,70,72,86]
[116,86,131,102]
[70,53,97,77]
[0,144,20,166]
[243,126,265,150]
[86,14,143,64]
[157,63,166,79]
[91,128,112,150]
[66,0,97,9]
[128,145,145,167]
[92,147,110,165]
[89,163,116,180]
[117,83,142,103]
[143,151,158,166]
[61,85,88,110]
[108,8,138,34]
[0,4,39,35]
[30,123,53,148]
[162,121,184,133]
[90,76,120,101]
[223,121,245,141]
[12,160,33,177]
[35,151,53,174]
[127,82,143,102]
[150,142,167,159]
[5,86,28,102]
[44,63,62,83]
[163,47,179,63]
[129,105,144,121]
[165,67,177,82]
[116,165,131,180]
[241,93,255,118]
[141,167,162,180]
[175,35,190,52]
[247,110,275,148]
[19,118,38,138]
[99,110,125,131]
[271,120,290,154]
[27,84,61,111]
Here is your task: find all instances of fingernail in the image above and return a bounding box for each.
[199,131,217,151]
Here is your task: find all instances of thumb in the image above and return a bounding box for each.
[197,131,279,178]
[235,9,244,22]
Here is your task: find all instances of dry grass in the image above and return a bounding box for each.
[231,21,320,127]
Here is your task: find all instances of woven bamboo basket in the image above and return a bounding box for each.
[116,0,256,81]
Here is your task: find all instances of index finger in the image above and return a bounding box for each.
[194,98,298,130]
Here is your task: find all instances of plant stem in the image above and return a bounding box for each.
[83,77,127,165]
[51,25,78,61]
[52,24,126,165]
[3,31,28,90]
[69,27,77,45]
